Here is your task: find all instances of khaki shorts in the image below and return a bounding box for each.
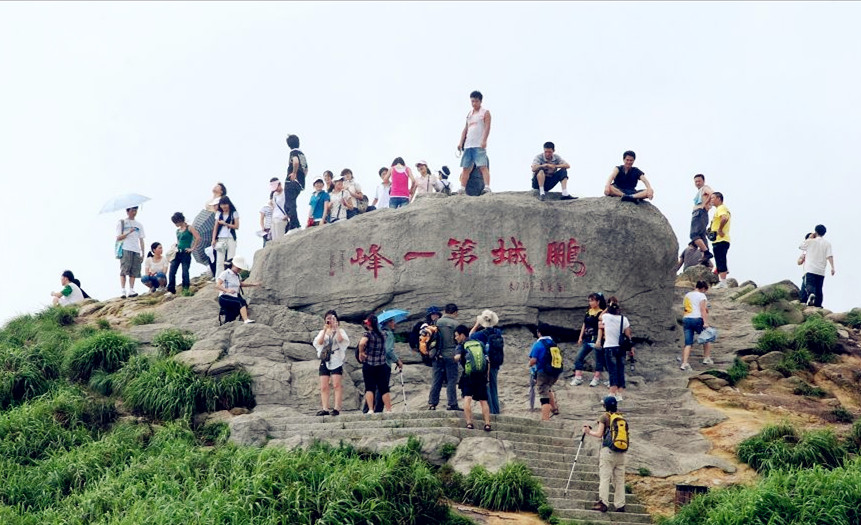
[120,250,142,277]
[536,372,559,397]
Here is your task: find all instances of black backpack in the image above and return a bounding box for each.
[484,327,504,367]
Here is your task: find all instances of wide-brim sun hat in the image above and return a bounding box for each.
[231,256,250,271]
[477,309,499,328]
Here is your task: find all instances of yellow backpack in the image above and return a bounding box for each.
[606,412,629,452]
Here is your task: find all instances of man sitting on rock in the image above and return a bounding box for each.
[603,150,654,203]
[531,141,575,201]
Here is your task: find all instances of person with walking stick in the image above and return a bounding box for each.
[582,395,629,513]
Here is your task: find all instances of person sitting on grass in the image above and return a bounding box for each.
[603,150,654,203]
[454,324,492,432]
[216,256,260,324]
[51,270,87,306]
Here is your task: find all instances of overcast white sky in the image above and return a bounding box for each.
[1,1,857,325]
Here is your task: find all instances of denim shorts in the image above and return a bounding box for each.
[683,317,704,346]
[389,197,409,209]
[460,147,489,169]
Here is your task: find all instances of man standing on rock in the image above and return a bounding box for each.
[531,141,575,201]
[709,192,731,289]
[689,174,713,263]
[285,134,307,233]
[799,224,835,308]
[116,206,145,298]
[457,90,492,195]
[603,150,654,203]
[269,178,288,238]
[428,304,461,411]
[583,395,628,513]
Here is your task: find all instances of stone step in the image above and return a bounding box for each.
[530,466,599,482]
[513,447,600,464]
[524,457,601,472]
[553,507,652,524]
[264,410,571,429]
[546,497,648,514]
[538,478,601,493]
[266,417,576,439]
[544,487,640,504]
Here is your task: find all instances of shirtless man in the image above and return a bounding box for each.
[457,90,492,194]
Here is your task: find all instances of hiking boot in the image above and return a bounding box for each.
[615,505,626,512]
[589,377,600,387]
[807,294,816,307]
[702,357,714,365]
[680,362,692,371]
[703,250,714,260]
[560,194,576,200]
[446,405,463,411]
[539,193,546,201]
[427,405,437,411]
[571,376,583,386]
[592,501,608,512]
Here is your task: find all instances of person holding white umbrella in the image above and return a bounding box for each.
[115,206,146,298]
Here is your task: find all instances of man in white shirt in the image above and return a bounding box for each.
[457,90,492,194]
[116,206,145,298]
[371,167,391,211]
[531,141,574,201]
[799,224,835,308]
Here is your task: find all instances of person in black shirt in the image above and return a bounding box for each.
[603,150,654,203]
[284,134,307,232]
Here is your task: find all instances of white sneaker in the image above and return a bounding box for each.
[614,394,624,402]
[244,319,256,324]
[680,362,692,371]
[602,380,610,387]
[571,376,583,386]
[807,294,816,307]
[481,187,492,195]
[702,357,714,365]
[589,377,600,387]
[164,292,174,297]
[715,281,728,289]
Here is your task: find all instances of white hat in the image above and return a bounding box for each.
[477,309,499,328]
[231,256,250,271]
[204,246,215,261]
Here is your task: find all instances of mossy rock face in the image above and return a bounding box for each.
[677,265,719,287]
[766,299,805,325]
[738,280,800,306]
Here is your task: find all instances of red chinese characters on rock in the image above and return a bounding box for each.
[546,238,587,276]
[491,237,534,274]
[350,244,394,279]
[447,238,478,272]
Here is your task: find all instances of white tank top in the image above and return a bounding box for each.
[464,107,488,149]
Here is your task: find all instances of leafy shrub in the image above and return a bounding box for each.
[462,463,546,512]
[129,312,156,326]
[830,407,855,424]
[436,463,466,500]
[755,330,792,355]
[151,329,195,357]
[537,503,554,520]
[36,306,78,327]
[775,348,815,376]
[638,467,652,477]
[64,332,137,382]
[752,311,788,330]
[737,423,846,474]
[793,382,827,398]
[96,319,111,330]
[794,317,838,359]
[195,422,230,446]
[438,442,457,461]
[746,287,789,306]
[87,369,113,396]
[726,358,750,386]
[845,308,861,329]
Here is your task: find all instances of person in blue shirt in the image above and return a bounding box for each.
[528,322,561,421]
[308,178,330,227]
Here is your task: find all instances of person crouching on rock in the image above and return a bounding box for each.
[454,325,492,431]
[313,310,349,416]
[216,257,259,324]
[358,315,393,413]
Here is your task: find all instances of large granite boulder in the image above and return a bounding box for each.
[247,193,678,344]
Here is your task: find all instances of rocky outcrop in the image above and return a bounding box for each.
[248,194,678,345]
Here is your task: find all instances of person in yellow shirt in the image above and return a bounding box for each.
[709,192,731,288]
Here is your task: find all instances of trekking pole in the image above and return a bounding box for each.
[399,367,407,412]
[564,431,587,496]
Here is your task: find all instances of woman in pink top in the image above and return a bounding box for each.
[388,157,414,209]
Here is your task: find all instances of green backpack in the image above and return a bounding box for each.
[463,340,488,377]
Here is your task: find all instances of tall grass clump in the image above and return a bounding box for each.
[36,306,79,327]
[63,331,137,382]
[462,463,546,512]
[665,459,861,525]
[129,312,156,326]
[726,358,749,386]
[845,308,861,329]
[0,313,74,355]
[151,328,195,357]
[746,287,789,307]
[754,330,792,355]
[794,317,838,359]
[737,423,846,474]
[751,311,788,330]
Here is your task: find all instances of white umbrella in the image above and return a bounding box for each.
[99,193,151,214]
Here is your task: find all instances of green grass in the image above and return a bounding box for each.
[461,463,546,512]
[36,306,79,327]
[664,458,861,525]
[726,357,750,385]
[129,312,156,325]
[439,441,458,461]
[751,311,788,330]
[745,287,789,306]
[793,382,827,398]
[63,331,138,382]
[849,421,861,454]
[151,328,195,357]
[845,308,861,329]
[737,423,846,474]
[754,329,792,355]
[637,467,652,477]
[830,407,855,424]
[96,319,111,330]
[794,317,838,359]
